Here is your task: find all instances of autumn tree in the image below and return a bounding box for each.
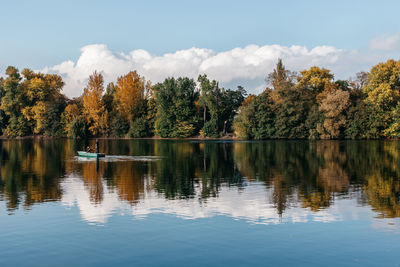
[267,58,296,102]
[363,59,400,111]
[114,71,148,122]
[111,71,151,137]
[318,89,350,139]
[363,59,400,137]
[82,71,108,136]
[19,69,66,135]
[62,103,81,136]
[0,77,6,134]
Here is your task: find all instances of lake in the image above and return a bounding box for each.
[0,139,400,266]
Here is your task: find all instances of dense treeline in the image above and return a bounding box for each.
[1,59,400,139]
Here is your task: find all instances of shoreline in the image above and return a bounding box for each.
[1,135,400,141]
[0,134,239,141]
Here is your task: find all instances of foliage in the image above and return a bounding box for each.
[198,75,246,137]
[173,121,196,138]
[0,67,67,137]
[233,91,275,139]
[128,117,149,138]
[68,115,88,139]
[154,77,199,138]
[82,71,107,136]
[114,71,148,122]
[318,89,350,139]
[2,58,400,140]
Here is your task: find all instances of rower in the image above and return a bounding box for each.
[95,139,99,153]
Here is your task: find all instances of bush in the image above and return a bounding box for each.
[173,121,196,138]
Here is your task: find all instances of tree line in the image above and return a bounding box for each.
[0,58,400,139]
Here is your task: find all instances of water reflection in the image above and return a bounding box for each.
[1,139,400,224]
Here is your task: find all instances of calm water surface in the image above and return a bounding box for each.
[1,139,400,266]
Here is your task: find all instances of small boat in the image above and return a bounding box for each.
[77,151,106,158]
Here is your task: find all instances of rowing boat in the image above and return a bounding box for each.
[77,151,106,158]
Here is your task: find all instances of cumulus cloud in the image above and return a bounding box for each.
[42,43,386,98]
[370,32,400,51]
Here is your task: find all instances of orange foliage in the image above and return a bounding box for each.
[114,71,148,121]
[83,71,107,136]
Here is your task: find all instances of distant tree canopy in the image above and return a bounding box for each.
[2,59,400,139]
[234,59,400,140]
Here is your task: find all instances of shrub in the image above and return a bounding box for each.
[173,121,196,138]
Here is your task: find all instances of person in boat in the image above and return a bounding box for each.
[86,146,91,153]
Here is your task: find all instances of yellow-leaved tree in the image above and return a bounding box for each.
[62,103,81,135]
[82,71,108,136]
[363,59,400,137]
[114,71,149,122]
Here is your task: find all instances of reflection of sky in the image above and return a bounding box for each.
[61,175,385,229]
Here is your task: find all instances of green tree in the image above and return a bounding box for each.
[103,82,116,113]
[198,74,220,137]
[1,67,29,136]
[233,91,275,139]
[198,75,245,137]
[155,77,199,138]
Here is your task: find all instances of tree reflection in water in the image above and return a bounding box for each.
[1,139,400,220]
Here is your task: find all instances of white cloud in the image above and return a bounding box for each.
[370,32,400,51]
[43,43,351,98]
[41,39,400,98]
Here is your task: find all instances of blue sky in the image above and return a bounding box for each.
[1,0,399,96]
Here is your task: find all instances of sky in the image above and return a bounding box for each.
[1,0,400,97]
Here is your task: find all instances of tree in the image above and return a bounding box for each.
[0,77,6,134]
[114,71,148,122]
[267,58,296,102]
[62,103,81,136]
[297,66,335,99]
[82,71,107,136]
[363,59,400,137]
[233,91,275,139]
[155,77,199,137]
[318,89,350,139]
[198,75,245,137]
[363,59,400,111]
[1,67,29,136]
[102,82,116,113]
[269,63,312,139]
[198,74,220,137]
[12,69,67,136]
